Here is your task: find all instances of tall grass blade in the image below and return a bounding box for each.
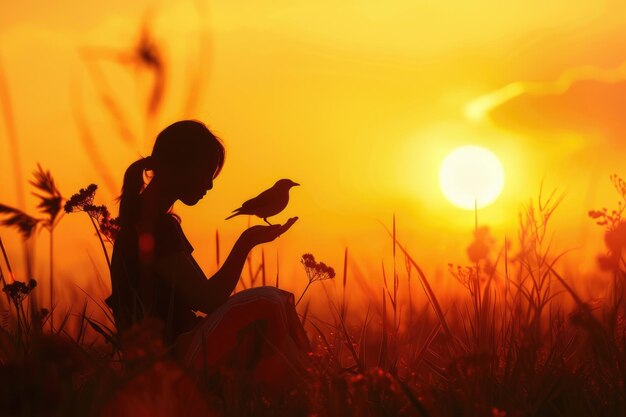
[215,229,220,267]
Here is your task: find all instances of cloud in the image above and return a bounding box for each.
[464,0,626,148]
[466,62,626,147]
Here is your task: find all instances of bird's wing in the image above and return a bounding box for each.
[240,187,276,210]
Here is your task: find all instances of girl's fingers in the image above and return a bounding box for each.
[281,217,298,232]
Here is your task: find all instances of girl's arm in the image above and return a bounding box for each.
[155,217,298,314]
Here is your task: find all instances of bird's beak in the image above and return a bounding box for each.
[293,182,300,186]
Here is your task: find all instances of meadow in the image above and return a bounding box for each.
[0,168,625,417]
[1,14,625,416]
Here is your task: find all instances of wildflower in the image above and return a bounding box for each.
[84,204,110,222]
[467,226,495,263]
[301,253,336,283]
[64,184,97,214]
[589,175,626,270]
[2,279,37,306]
[65,184,119,265]
[448,264,476,293]
[588,207,624,229]
[65,185,117,235]
[100,216,121,242]
[588,175,626,230]
[301,253,316,269]
[611,174,626,198]
[296,253,336,306]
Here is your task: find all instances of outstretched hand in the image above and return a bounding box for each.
[240,217,298,248]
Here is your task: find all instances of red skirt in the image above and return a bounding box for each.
[175,286,311,394]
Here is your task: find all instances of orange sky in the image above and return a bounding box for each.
[1,0,626,308]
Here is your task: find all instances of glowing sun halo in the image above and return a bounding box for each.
[439,145,505,210]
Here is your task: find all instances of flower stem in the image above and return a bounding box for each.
[0,236,13,305]
[296,281,312,307]
[16,303,23,348]
[88,215,111,270]
[49,229,54,333]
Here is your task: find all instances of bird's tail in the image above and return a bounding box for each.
[225,210,242,220]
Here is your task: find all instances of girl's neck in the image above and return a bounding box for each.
[139,177,177,224]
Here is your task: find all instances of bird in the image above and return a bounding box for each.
[225,179,300,225]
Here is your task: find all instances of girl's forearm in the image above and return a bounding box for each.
[201,238,252,311]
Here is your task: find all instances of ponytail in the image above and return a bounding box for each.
[118,156,152,228]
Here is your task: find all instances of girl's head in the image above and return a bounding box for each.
[119,120,225,226]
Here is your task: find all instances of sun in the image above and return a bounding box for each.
[439,145,505,210]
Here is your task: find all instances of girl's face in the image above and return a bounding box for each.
[177,158,216,206]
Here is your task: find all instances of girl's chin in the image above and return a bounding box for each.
[180,195,203,206]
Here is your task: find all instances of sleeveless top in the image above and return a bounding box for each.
[107,213,201,343]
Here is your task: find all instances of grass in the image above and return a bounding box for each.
[1,14,625,416]
[0,175,625,416]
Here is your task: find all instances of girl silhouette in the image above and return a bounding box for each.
[108,120,310,396]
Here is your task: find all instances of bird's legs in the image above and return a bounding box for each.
[263,218,273,226]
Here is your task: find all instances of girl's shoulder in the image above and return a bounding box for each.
[153,213,194,256]
[114,213,192,256]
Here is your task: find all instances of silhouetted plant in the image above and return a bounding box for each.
[0,164,63,332]
[1,278,37,348]
[30,164,63,332]
[0,208,39,282]
[0,206,39,239]
[3,279,35,314]
[3,279,37,307]
[448,264,477,295]
[30,164,63,230]
[589,174,626,273]
[296,253,335,306]
[65,183,119,269]
[588,174,626,342]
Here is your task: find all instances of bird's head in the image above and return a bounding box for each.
[275,179,300,190]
